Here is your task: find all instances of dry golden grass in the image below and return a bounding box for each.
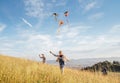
[0,55,120,83]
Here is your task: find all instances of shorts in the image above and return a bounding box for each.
[60,64,64,69]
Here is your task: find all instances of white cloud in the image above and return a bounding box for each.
[88,12,104,20]
[16,30,61,50]
[78,0,103,13]
[24,0,67,18]
[2,31,120,59]
[62,34,120,59]
[0,23,6,32]
[22,18,32,27]
[27,34,54,47]
[110,24,120,33]
[52,0,67,7]
[0,37,21,57]
[24,0,46,18]
[85,1,97,12]
[0,33,59,59]
[56,24,91,39]
[1,22,120,59]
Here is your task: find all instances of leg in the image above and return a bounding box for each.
[60,65,64,74]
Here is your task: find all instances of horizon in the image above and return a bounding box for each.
[0,0,120,60]
[1,53,120,61]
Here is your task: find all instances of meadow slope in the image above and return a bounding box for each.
[0,55,120,83]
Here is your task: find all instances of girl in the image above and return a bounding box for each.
[39,54,46,64]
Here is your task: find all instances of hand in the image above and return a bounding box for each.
[39,54,42,57]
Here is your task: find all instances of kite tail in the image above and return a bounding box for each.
[55,17,58,21]
[57,26,61,35]
[66,18,70,28]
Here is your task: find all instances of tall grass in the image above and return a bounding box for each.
[0,55,120,83]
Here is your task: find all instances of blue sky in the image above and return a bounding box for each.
[0,0,120,60]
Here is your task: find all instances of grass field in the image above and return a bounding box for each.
[0,55,120,83]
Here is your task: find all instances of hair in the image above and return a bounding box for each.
[41,54,44,57]
[59,50,62,53]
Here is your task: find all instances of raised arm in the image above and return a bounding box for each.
[39,54,43,58]
[49,51,58,57]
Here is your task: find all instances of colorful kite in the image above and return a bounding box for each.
[57,20,64,34]
[64,11,69,17]
[53,13,58,21]
[59,20,64,26]
[64,11,69,26]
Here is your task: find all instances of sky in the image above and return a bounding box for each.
[0,0,120,60]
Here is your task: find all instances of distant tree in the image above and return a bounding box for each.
[113,61,120,65]
[83,61,120,72]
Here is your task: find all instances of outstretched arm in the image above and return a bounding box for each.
[39,54,43,58]
[49,51,58,57]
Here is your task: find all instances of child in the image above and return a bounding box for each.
[50,50,69,74]
[39,54,46,64]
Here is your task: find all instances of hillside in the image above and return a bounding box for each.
[0,55,120,83]
[83,61,120,72]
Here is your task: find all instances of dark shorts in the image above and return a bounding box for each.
[60,64,64,69]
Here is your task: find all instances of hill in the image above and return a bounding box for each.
[0,55,120,83]
[83,61,120,72]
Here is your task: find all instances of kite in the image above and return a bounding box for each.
[53,13,58,21]
[57,20,64,34]
[59,20,64,26]
[64,11,69,17]
[64,11,69,26]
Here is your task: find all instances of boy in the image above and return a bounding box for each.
[50,50,69,74]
